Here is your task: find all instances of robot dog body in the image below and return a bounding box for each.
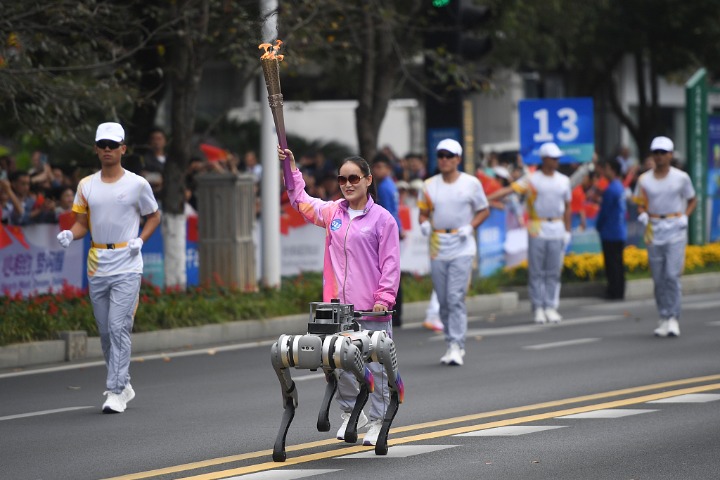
[270,300,404,461]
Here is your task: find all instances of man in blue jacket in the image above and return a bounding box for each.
[372,152,404,327]
[595,157,627,300]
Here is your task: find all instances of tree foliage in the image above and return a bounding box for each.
[484,0,720,152]
[280,0,428,160]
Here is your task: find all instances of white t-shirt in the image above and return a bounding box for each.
[418,172,489,260]
[73,170,158,276]
[634,167,695,245]
[511,170,571,238]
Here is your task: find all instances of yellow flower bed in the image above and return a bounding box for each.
[503,242,720,281]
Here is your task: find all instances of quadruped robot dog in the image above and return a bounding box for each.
[270,300,404,462]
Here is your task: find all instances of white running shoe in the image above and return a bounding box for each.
[447,343,464,366]
[534,309,547,324]
[102,391,126,413]
[545,308,562,323]
[121,383,135,405]
[667,317,680,337]
[423,316,444,332]
[654,320,670,337]
[336,411,368,440]
[440,346,452,364]
[363,419,383,446]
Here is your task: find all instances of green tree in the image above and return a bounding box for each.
[485,0,720,153]
[280,0,428,161]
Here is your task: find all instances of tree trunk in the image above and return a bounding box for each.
[355,9,401,162]
[161,9,204,289]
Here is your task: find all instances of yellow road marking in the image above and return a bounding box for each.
[103,374,720,480]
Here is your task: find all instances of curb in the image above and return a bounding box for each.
[3,272,719,371]
[0,292,520,370]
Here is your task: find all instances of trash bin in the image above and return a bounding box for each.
[195,173,257,290]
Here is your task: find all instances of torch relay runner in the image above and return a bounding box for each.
[57,122,161,414]
[277,145,400,447]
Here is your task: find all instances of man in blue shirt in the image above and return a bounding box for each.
[595,157,627,300]
[372,153,403,326]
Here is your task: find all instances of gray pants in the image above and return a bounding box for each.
[89,273,141,394]
[528,236,565,310]
[431,256,474,349]
[647,239,686,320]
[336,319,392,422]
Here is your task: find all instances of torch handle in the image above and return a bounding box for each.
[268,93,295,190]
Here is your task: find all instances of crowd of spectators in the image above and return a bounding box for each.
[1,127,663,231]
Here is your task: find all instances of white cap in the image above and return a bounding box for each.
[396,180,410,190]
[436,138,462,157]
[650,136,674,152]
[409,178,425,191]
[538,142,563,159]
[95,122,125,142]
[493,165,511,179]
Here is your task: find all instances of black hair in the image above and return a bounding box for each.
[340,156,377,201]
[9,170,28,183]
[371,152,393,167]
[600,157,622,176]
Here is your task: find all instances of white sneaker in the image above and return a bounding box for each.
[545,308,562,323]
[534,308,547,324]
[654,320,670,337]
[363,419,383,446]
[423,316,444,332]
[667,317,680,337]
[336,411,368,440]
[102,391,126,413]
[447,343,464,366]
[121,383,135,405]
[440,346,452,364]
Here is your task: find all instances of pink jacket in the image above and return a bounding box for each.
[288,168,400,319]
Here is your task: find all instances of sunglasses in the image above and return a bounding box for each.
[337,174,366,186]
[437,152,456,159]
[651,149,669,155]
[96,140,122,150]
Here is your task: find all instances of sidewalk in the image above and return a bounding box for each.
[2,272,719,371]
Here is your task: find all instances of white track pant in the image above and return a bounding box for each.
[89,273,141,394]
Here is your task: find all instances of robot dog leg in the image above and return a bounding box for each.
[325,335,375,443]
[270,334,304,462]
[369,330,405,455]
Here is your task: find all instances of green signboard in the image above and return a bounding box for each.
[685,68,708,245]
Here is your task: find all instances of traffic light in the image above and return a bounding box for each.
[424,0,492,173]
[425,0,492,61]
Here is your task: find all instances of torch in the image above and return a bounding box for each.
[259,39,294,190]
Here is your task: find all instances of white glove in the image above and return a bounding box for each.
[678,214,688,229]
[57,230,73,248]
[420,220,432,237]
[637,212,649,226]
[128,238,143,255]
[458,224,474,239]
[562,231,572,250]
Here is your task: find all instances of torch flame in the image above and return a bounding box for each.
[259,39,284,61]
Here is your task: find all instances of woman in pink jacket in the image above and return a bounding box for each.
[278,147,400,446]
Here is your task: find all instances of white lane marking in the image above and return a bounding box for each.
[294,373,325,382]
[0,406,93,421]
[648,393,720,403]
[682,300,720,310]
[437,315,624,341]
[456,425,567,436]
[0,340,276,379]
[706,320,720,327]
[337,445,457,459]
[523,338,600,350]
[557,409,657,419]
[225,469,340,479]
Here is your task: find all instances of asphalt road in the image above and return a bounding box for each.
[2,293,719,480]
